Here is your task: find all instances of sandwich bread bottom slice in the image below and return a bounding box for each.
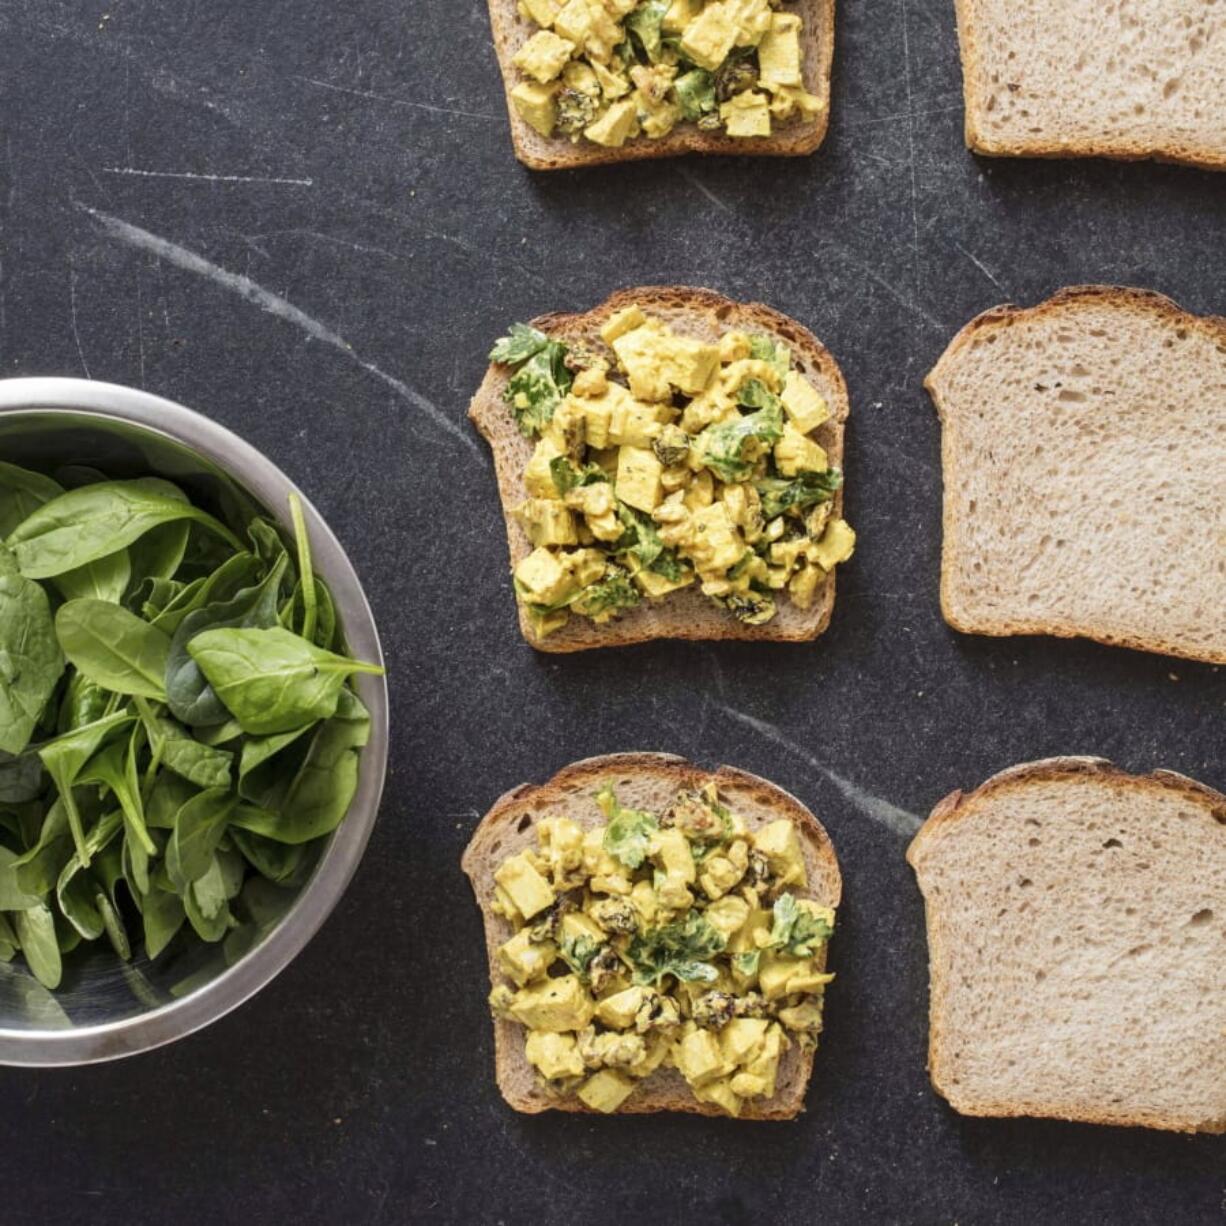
[462,753,842,1118]
[908,756,1226,1133]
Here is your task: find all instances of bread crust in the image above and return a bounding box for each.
[925,284,1226,665]
[487,0,834,169]
[908,756,1226,1134]
[954,0,1226,172]
[469,285,851,652]
[461,752,842,1119]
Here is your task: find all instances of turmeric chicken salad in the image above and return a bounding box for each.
[507,0,825,146]
[490,305,855,639]
[485,783,836,1116]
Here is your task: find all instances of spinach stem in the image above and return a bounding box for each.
[288,492,317,645]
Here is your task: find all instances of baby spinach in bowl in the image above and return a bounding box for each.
[0,383,386,1064]
[0,456,382,992]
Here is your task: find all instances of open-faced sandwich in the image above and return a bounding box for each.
[462,753,842,1117]
[488,0,835,168]
[469,287,854,651]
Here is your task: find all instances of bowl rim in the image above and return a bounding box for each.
[0,377,389,1066]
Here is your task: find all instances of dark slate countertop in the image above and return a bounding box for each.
[0,1,1223,1223]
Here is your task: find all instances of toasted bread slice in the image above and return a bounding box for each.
[469,286,851,652]
[461,752,842,1118]
[908,756,1226,1134]
[488,1,834,170]
[955,0,1226,171]
[926,285,1226,665]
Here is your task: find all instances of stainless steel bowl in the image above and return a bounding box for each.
[0,377,388,1065]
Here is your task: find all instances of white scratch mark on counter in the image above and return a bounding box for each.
[292,76,500,122]
[677,167,733,216]
[68,267,92,379]
[717,705,922,837]
[953,242,1010,296]
[819,243,947,332]
[898,0,921,296]
[78,205,480,458]
[101,167,315,187]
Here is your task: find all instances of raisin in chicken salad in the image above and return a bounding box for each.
[487,783,836,1116]
[508,0,824,146]
[489,304,855,639]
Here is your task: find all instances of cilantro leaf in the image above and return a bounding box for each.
[489,323,551,366]
[597,786,658,868]
[755,468,843,520]
[504,340,572,437]
[767,892,833,958]
[629,911,726,986]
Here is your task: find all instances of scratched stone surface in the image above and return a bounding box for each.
[0,1,1223,1222]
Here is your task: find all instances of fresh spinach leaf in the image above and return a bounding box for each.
[748,335,791,380]
[0,845,44,910]
[165,787,235,888]
[77,731,156,859]
[12,799,73,897]
[570,568,641,620]
[164,555,287,726]
[133,699,232,790]
[675,68,716,120]
[56,670,109,734]
[187,626,382,736]
[142,886,186,959]
[0,461,62,538]
[37,711,134,864]
[54,549,131,605]
[0,749,43,804]
[755,468,842,520]
[267,689,369,843]
[0,545,65,756]
[55,599,172,699]
[7,478,241,579]
[14,903,62,989]
[624,0,668,60]
[127,517,191,589]
[230,828,308,885]
[697,398,784,482]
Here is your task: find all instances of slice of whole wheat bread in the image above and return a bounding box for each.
[488,0,834,169]
[955,0,1226,171]
[908,756,1226,1134]
[926,285,1226,665]
[469,286,851,652]
[461,752,842,1118]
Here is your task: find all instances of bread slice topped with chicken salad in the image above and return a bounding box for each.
[908,757,1226,1134]
[468,287,854,652]
[462,753,842,1118]
[489,0,834,169]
